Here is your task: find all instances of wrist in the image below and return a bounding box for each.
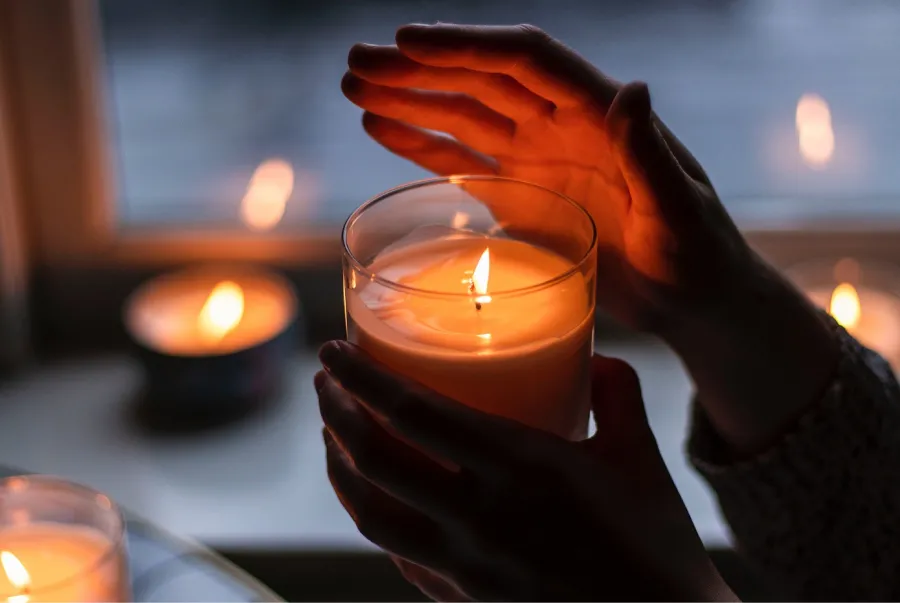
[662,257,840,455]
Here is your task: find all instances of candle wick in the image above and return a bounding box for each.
[468,278,483,310]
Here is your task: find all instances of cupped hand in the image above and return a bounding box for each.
[316,341,734,601]
[342,23,759,333]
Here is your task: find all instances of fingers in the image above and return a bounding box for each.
[324,430,449,567]
[343,72,515,156]
[348,43,554,123]
[587,354,655,453]
[361,113,558,237]
[319,341,522,468]
[392,557,472,602]
[589,355,648,428]
[362,112,497,176]
[396,24,619,111]
[606,82,703,227]
[317,371,465,520]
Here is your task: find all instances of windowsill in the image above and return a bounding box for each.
[0,341,732,551]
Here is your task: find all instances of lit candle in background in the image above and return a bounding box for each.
[0,527,126,602]
[796,93,835,168]
[793,258,900,371]
[124,266,298,428]
[241,158,294,231]
[344,176,597,441]
[123,157,301,429]
[813,280,900,368]
[126,269,294,357]
[0,477,130,603]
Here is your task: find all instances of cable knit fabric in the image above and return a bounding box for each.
[688,317,900,601]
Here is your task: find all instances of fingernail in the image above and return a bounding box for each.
[313,370,327,393]
[318,340,346,368]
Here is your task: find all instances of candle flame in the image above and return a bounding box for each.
[796,93,834,167]
[197,281,245,343]
[472,248,492,305]
[241,158,294,231]
[2,551,30,601]
[830,282,861,329]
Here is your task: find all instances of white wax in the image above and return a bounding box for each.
[347,236,594,440]
[0,523,129,602]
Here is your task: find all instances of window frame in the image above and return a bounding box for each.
[0,25,31,369]
[2,0,900,351]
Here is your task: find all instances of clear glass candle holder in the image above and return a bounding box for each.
[343,176,597,440]
[0,475,131,602]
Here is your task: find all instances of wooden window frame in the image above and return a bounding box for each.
[2,0,899,352]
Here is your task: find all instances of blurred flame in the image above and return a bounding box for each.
[2,551,30,602]
[472,248,492,305]
[796,94,834,167]
[197,281,244,343]
[241,159,293,231]
[830,282,861,329]
[451,211,470,230]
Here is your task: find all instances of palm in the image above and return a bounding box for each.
[491,110,660,326]
[341,30,743,331]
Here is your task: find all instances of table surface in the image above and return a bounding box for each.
[0,340,731,551]
[0,468,282,603]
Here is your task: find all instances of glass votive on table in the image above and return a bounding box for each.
[0,475,131,602]
[787,257,900,371]
[342,176,598,440]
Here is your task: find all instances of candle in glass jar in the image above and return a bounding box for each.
[347,235,594,440]
[0,524,128,602]
[0,476,130,603]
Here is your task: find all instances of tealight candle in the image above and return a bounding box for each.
[124,265,298,427]
[789,258,900,371]
[343,176,597,440]
[0,475,130,602]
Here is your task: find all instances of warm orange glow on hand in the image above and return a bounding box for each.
[830,282,861,329]
[241,158,294,231]
[2,551,30,603]
[472,248,492,306]
[796,93,834,167]
[197,281,245,343]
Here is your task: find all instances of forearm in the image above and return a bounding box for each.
[663,256,840,456]
[688,324,900,600]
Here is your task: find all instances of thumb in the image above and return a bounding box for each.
[606,81,702,229]
[587,355,653,451]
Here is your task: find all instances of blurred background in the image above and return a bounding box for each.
[100,0,900,230]
[1,0,899,600]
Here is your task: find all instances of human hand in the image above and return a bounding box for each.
[342,24,840,454]
[342,23,755,334]
[316,341,734,601]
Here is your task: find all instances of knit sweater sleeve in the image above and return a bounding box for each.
[688,317,900,601]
